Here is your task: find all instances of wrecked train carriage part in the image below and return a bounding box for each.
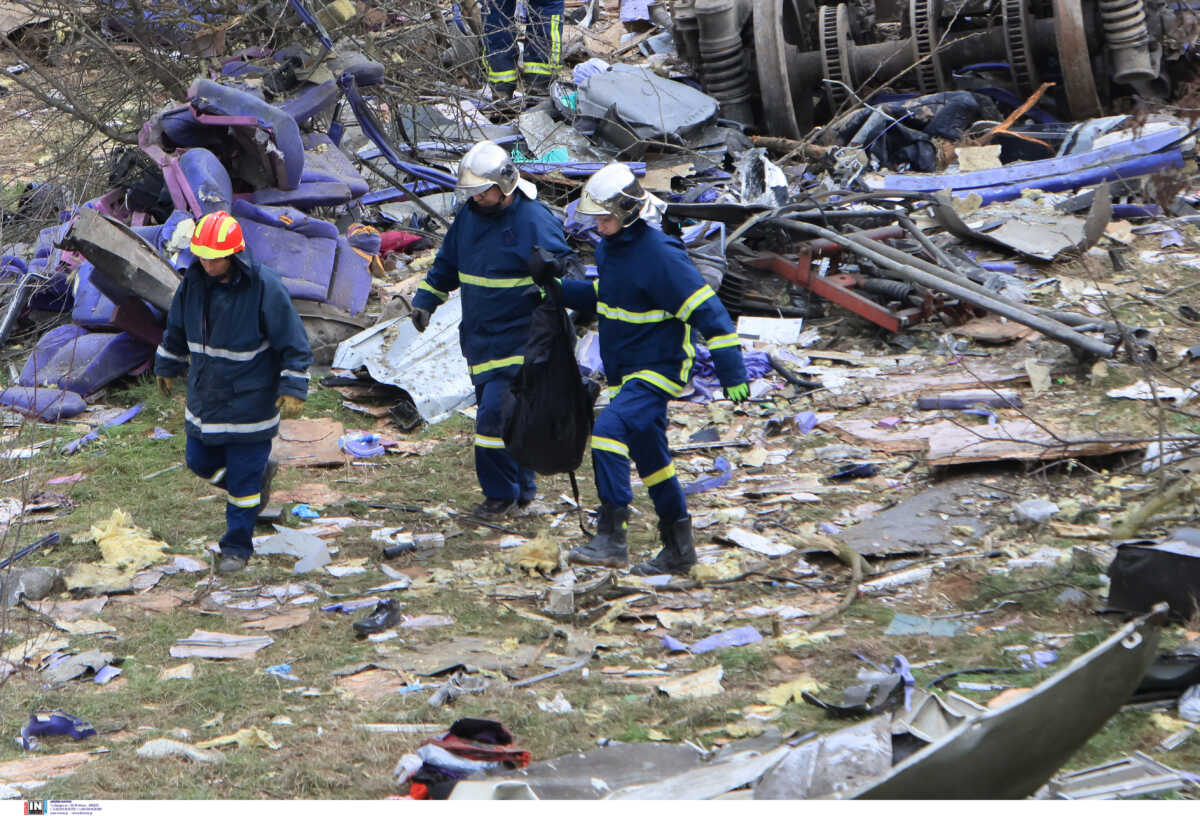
[867,126,1188,204]
[854,604,1168,799]
[337,72,454,229]
[755,219,1116,358]
[738,226,928,332]
[332,294,475,425]
[59,208,180,313]
[698,0,1175,135]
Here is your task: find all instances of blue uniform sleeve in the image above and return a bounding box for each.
[154,279,190,378]
[560,278,598,312]
[411,215,461,313]
[261,274,314,400]
[651,237,748,388]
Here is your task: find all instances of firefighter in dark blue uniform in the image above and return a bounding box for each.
[481,0,564,98]
[154,210,313,574]
[410,140,575,519]
[530,164,749,575]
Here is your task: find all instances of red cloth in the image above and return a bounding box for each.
[423,734,532,768]
[379,230,424,256]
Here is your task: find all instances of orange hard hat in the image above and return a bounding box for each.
[190,210,245,259]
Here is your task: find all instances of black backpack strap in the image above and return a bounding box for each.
[568,470,590,537]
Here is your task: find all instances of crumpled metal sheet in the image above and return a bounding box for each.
[755,717,892,799]
[332,293,474,424]
[854,605,1167,799]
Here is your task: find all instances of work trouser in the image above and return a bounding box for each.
[481,0,564,87]
[185,436,271,561]
[474,376,537,503]
[590,380,687,523]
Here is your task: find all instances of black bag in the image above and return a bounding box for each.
[502,279,597,475]
[1106,529,1200,621]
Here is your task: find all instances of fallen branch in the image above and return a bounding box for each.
[509,653,592,689]
[1111,474,1196,539]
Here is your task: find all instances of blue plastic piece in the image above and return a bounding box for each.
[20,710,97,751]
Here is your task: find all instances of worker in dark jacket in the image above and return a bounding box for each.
[481,0,563,98]
[410,140,575,519]
[530,163,749,575]
[154,210,312,574]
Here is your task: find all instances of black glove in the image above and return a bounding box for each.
[411,307,431,333]
[527,245,563,288]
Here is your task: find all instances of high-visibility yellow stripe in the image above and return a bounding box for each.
[642,462,676,487]
[229,493,261,508]
[591,436,629,458]
[475,434,506,449]
[523,62,555,76]
[551,14,561,66]
[209,467,227,485]
[707,332,740,350]
[624,369,686,397]
[676,285,715,321]
[679,324,696,384]
[470,355,524,375]
[593,279,599,295]
[486,68,518,82]
[418,281,448,302]
[598,302,672,324]
[460,273,534,288]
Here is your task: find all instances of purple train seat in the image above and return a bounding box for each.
[0,386,87,422]
[72,263,164,347]
[232,200,338,303]
[20,327,153,396]
[278,81,341,126]
[328,52,385,87]
[252,132,368,209]
[230,200,373,315]
[188,79,304,191]
[26,223,74,312]
[173,149,233,215]
[332,224,379,316]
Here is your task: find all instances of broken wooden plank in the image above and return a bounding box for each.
[926,419,1144,466]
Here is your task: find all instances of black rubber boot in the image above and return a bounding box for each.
[632,516,697,576]
[257,458,279,518]
[568,504,630,568]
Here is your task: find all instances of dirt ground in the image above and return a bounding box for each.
[0,237,1198,798]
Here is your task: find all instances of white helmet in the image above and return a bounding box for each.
[578,163,648,226]
[456,140,520,197]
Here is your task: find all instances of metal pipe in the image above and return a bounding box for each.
[0,271,35,347]
[770,220,1115,357]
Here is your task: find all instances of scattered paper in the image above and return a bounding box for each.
[169,630,274,660]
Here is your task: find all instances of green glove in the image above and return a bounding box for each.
[726,383,750,404]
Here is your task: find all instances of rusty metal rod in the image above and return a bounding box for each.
[769,220,1116,358]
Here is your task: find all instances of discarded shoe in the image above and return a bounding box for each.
[258,458,279,517]
[353,598,403,635]
[567,504,630,568]
[217,555,248,574]
[632,516,696,576]
[471,497,516,520]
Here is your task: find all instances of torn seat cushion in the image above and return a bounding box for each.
[231,199,337,303]
[252,132,368,210]
[20,328,153,396]
[327,225,378,315]
[172,148,233,215]
[0,385,87,422]
[187,79,305,190]
[277,80,341,126]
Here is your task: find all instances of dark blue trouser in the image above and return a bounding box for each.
[482,0,564,86]
[185,436,272,561]
[475,376,536,503]
[591,380,687,523]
